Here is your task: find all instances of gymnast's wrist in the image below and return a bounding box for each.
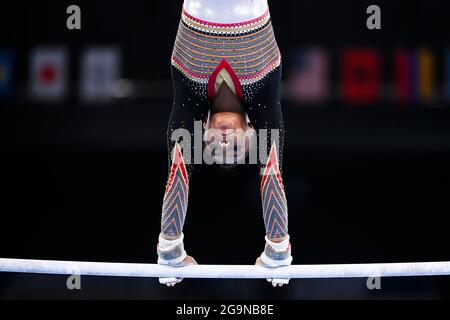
[260,235,293,268]
[157,233,188,266]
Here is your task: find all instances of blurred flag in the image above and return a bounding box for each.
[30,47,68,101]
[394,49,415,104]
[287,48,329,103]
[341,48,382,105]
[0,49,13,97]
[394,48,435,105]
[418,49,435,103]
[80,47,121,102]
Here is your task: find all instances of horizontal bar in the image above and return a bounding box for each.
[1,259,450,279]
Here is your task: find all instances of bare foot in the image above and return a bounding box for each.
[255,257,289,287]
[160,255,197,287]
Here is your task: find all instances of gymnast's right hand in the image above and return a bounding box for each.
[157,233,196,287]
[158,255,197,287]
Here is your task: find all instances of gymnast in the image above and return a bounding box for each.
[157,0,292,287]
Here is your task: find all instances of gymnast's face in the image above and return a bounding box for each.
[209,111,247,132]
[204,111,255,164]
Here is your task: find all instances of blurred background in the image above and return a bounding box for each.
[1,0,450,299]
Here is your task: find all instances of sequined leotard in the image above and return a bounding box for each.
[160,0,288,244]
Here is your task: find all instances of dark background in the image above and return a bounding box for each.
[1,0,450,299]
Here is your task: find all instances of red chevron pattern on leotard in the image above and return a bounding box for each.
[161,143,189,237]
[261,143,288,239]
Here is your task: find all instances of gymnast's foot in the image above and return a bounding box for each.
[256,236,293,288]
[157,233,196,287]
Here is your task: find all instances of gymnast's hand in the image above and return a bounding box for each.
[255,257,290,287]
[159,255,198,287]
[157,233,197,287]
[256,236,293,287]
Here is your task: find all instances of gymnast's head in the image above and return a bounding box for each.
[203,82,256,166]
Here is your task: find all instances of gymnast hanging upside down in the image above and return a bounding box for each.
[157,0,293,287]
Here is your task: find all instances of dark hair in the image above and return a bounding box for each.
[219,163,239,171]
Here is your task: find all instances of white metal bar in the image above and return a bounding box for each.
[1,259,450,279]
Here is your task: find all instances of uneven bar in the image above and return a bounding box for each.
[1,259,450,279]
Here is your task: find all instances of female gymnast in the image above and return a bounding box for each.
[157,0,292,287]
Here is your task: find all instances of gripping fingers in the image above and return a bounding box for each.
[159,277,182,286]
[270,278,290,287]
